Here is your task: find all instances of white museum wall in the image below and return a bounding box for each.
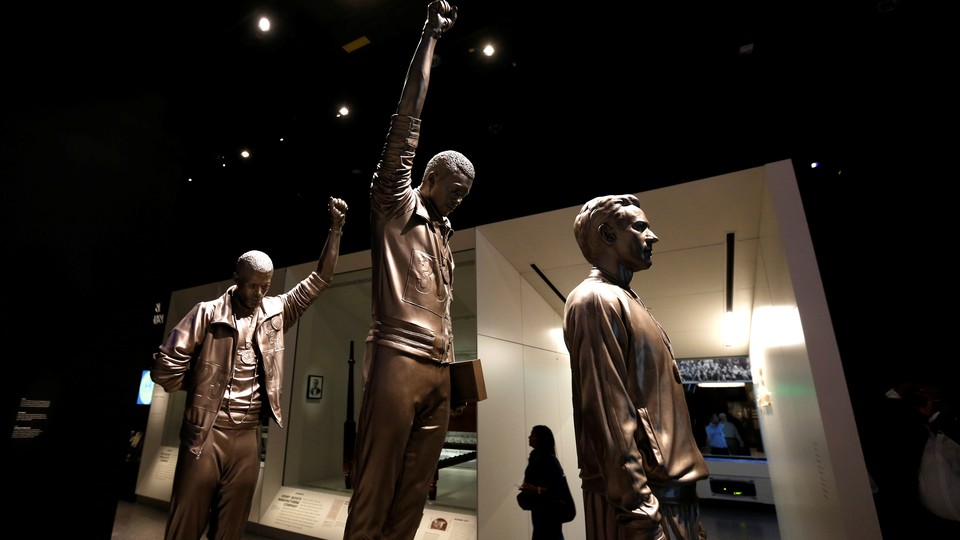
[748,161,880,539]
[621,170,764,359]
[477,167,767,358]
[474,230,583,540]
[474,335,527,538]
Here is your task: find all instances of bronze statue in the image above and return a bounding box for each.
[563,195,708,540]
[343,2,475,539]
[151,197,347,540]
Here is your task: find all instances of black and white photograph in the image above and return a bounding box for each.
[678,357,752,383]
[307,375,324,400]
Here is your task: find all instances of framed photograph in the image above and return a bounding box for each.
[306,375,324,399]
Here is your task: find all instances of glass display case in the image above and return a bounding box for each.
[282,250,479,509]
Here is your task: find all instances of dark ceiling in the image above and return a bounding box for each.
[4,0,943,290]
[2,0,949,342]
[1,0,947,305]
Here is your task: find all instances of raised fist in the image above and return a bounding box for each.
[426,1,458,36]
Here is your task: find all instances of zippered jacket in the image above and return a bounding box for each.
[152,272,329,457]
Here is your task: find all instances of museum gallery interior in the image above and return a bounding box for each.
[2,1,955,539]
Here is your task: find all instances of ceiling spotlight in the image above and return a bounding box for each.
[259,17,271,33]
[337,106,350,118]
[482,44,495,57]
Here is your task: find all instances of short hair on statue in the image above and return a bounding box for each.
[236,250,274,275]
[573,194,642,265]
[424,150,475,182]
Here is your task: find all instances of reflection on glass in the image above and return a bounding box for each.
[680,356,765,460]
[284,265,372,492]
[285,250,479,510]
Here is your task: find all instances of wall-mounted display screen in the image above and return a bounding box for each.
[137,369,154,405]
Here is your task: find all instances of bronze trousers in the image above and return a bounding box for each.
[344,346,451,540]
[165,424,260,540]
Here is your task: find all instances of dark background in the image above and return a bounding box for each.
[2,1,954,536]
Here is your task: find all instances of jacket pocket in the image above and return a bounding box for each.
[638,407,665,467]
[179,419,202,443]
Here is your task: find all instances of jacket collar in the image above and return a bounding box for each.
[415,189,454,239]
[210,285,280,326]
[589,267,630,290]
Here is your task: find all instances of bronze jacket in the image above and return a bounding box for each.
[563,269,708,515]
[152,272,329,457]
[368,114,455,363]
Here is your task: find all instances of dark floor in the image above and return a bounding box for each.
[698,498,781,540]
[112,499,275,540]
[111,497,780,540]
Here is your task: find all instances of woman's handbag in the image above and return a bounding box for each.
[517,476,577,523]
[555,474,577,523]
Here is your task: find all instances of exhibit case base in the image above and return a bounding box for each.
[697,456,775,505]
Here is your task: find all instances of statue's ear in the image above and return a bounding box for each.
[598,223,616,245]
